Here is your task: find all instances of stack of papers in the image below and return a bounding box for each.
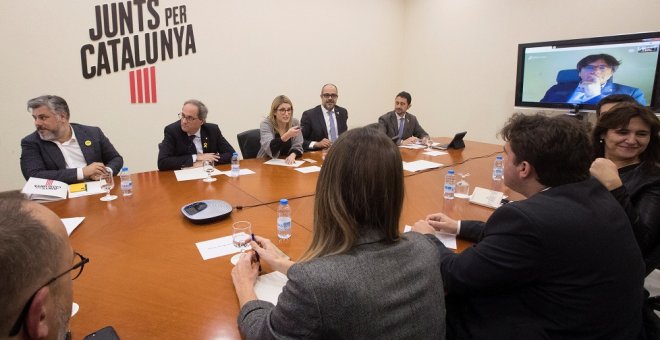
[174,167,222,181]
[469,187,504,209]
[254,271,288,305]
[22,178,68,201]
[399,144,426,150]
[295,166,321,174]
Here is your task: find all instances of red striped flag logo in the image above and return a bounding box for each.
[129,66,158,104]
[46,179,54,186]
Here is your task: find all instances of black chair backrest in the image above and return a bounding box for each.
[237,129,261,159]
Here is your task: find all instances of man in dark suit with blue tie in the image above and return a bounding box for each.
[20,95,123,184]
[300,84,349,151]
[378,91,428,145]
[157,99,236,171]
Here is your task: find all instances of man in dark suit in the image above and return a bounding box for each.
[300,84,348,151]
[157,99,236,171]
[20,95,123,184]
[414,114,644,339]
[378,91,428,145]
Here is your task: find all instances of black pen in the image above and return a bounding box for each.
[252,233,262,272]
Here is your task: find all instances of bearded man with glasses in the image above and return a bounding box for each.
[1,191,89,340]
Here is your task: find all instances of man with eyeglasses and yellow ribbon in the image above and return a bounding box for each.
[1,191,89,340]
[541,53,647,105]
[157,99,236,171]
[300,84,349,151]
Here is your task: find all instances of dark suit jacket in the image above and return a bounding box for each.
[540,78,647,105]
[378,111,428,142]
[238,231,446,339]
[439,178,644,339]
[20,123,123,184]
[157,121,235,171]
[300,105,348,150]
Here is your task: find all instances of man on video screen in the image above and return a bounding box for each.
[540,53,646,105]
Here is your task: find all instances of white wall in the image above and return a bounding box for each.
[1,0,660,191]
[402,0,660,144]
[0,0,404,191]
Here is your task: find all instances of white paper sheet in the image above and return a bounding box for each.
[254,271,288,305]
[422,150,448,156]
[301,158,317,163]
[174,167,222,181]
[404,225,457,249]
[399,144,426,149]
[219,169,256,176]
[263,159,305,167]
[68,181,106,198]
[294,166,321,174]
[195,235,251,260]
[62,217,85,236]
[402,160,443,172]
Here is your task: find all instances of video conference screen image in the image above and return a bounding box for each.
[520,40,660,107]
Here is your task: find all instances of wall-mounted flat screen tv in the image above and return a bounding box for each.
[515,32,660,112]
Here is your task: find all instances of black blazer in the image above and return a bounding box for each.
[439,178,644,339]
[20,123,123,184]
[378,111,428,142]
[157,121,235,171]
[300,105,348,150]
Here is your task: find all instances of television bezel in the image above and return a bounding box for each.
[514,31,660,113]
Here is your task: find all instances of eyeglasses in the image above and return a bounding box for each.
[276,108,293,113]
[321,93,338,99]
[8,252,89,337]
[582,65,611,72]
[178,112,200,122]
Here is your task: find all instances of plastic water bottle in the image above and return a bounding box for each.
[231,152,240,177]
[492,155,504,181]
[277,199,292,240]
[444,169,455,200]
[119,167,133,196]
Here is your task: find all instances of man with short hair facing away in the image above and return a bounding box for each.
[414,113,644,339]
[378,91,429,145]
[20,95,123,184]
[158,99,236,171]
[300,84,348,151]
[0,191,89,339]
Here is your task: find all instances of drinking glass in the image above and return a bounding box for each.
[455,173,470,199]
[99,167,117,201]
[230,221,252,264]
[425,136,434,151]
[202,159,216,182]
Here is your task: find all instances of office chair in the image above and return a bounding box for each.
[237,129,261,159]
[556,69,580,83]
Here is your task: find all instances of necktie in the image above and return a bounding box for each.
[188,135,197,154]
[328,111,338,142]
[397,117,405,141]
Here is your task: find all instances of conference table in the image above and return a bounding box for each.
[45,137,521,339]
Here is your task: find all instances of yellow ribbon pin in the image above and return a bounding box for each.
[84,140,92,146]
[203,142,208,149]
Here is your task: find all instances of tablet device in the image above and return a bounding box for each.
[435,131,467,150]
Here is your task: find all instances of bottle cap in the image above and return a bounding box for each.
[280,199,288,204]
[448,169,455,175]
[496,155,503,159]
[122,167,128,171]
[233,152,238,156]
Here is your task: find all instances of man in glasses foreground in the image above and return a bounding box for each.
[157,99,236,171]
[0,191,88,339]
[300,84,349,151]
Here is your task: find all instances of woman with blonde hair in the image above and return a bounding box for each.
[256,95,303,164]
[232,127,446,339]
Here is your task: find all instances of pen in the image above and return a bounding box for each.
[252,233,262,272]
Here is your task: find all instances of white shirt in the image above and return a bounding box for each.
[52,126,87,180]
[190,129,202,162]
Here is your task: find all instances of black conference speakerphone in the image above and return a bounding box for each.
[181,199,232,224]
